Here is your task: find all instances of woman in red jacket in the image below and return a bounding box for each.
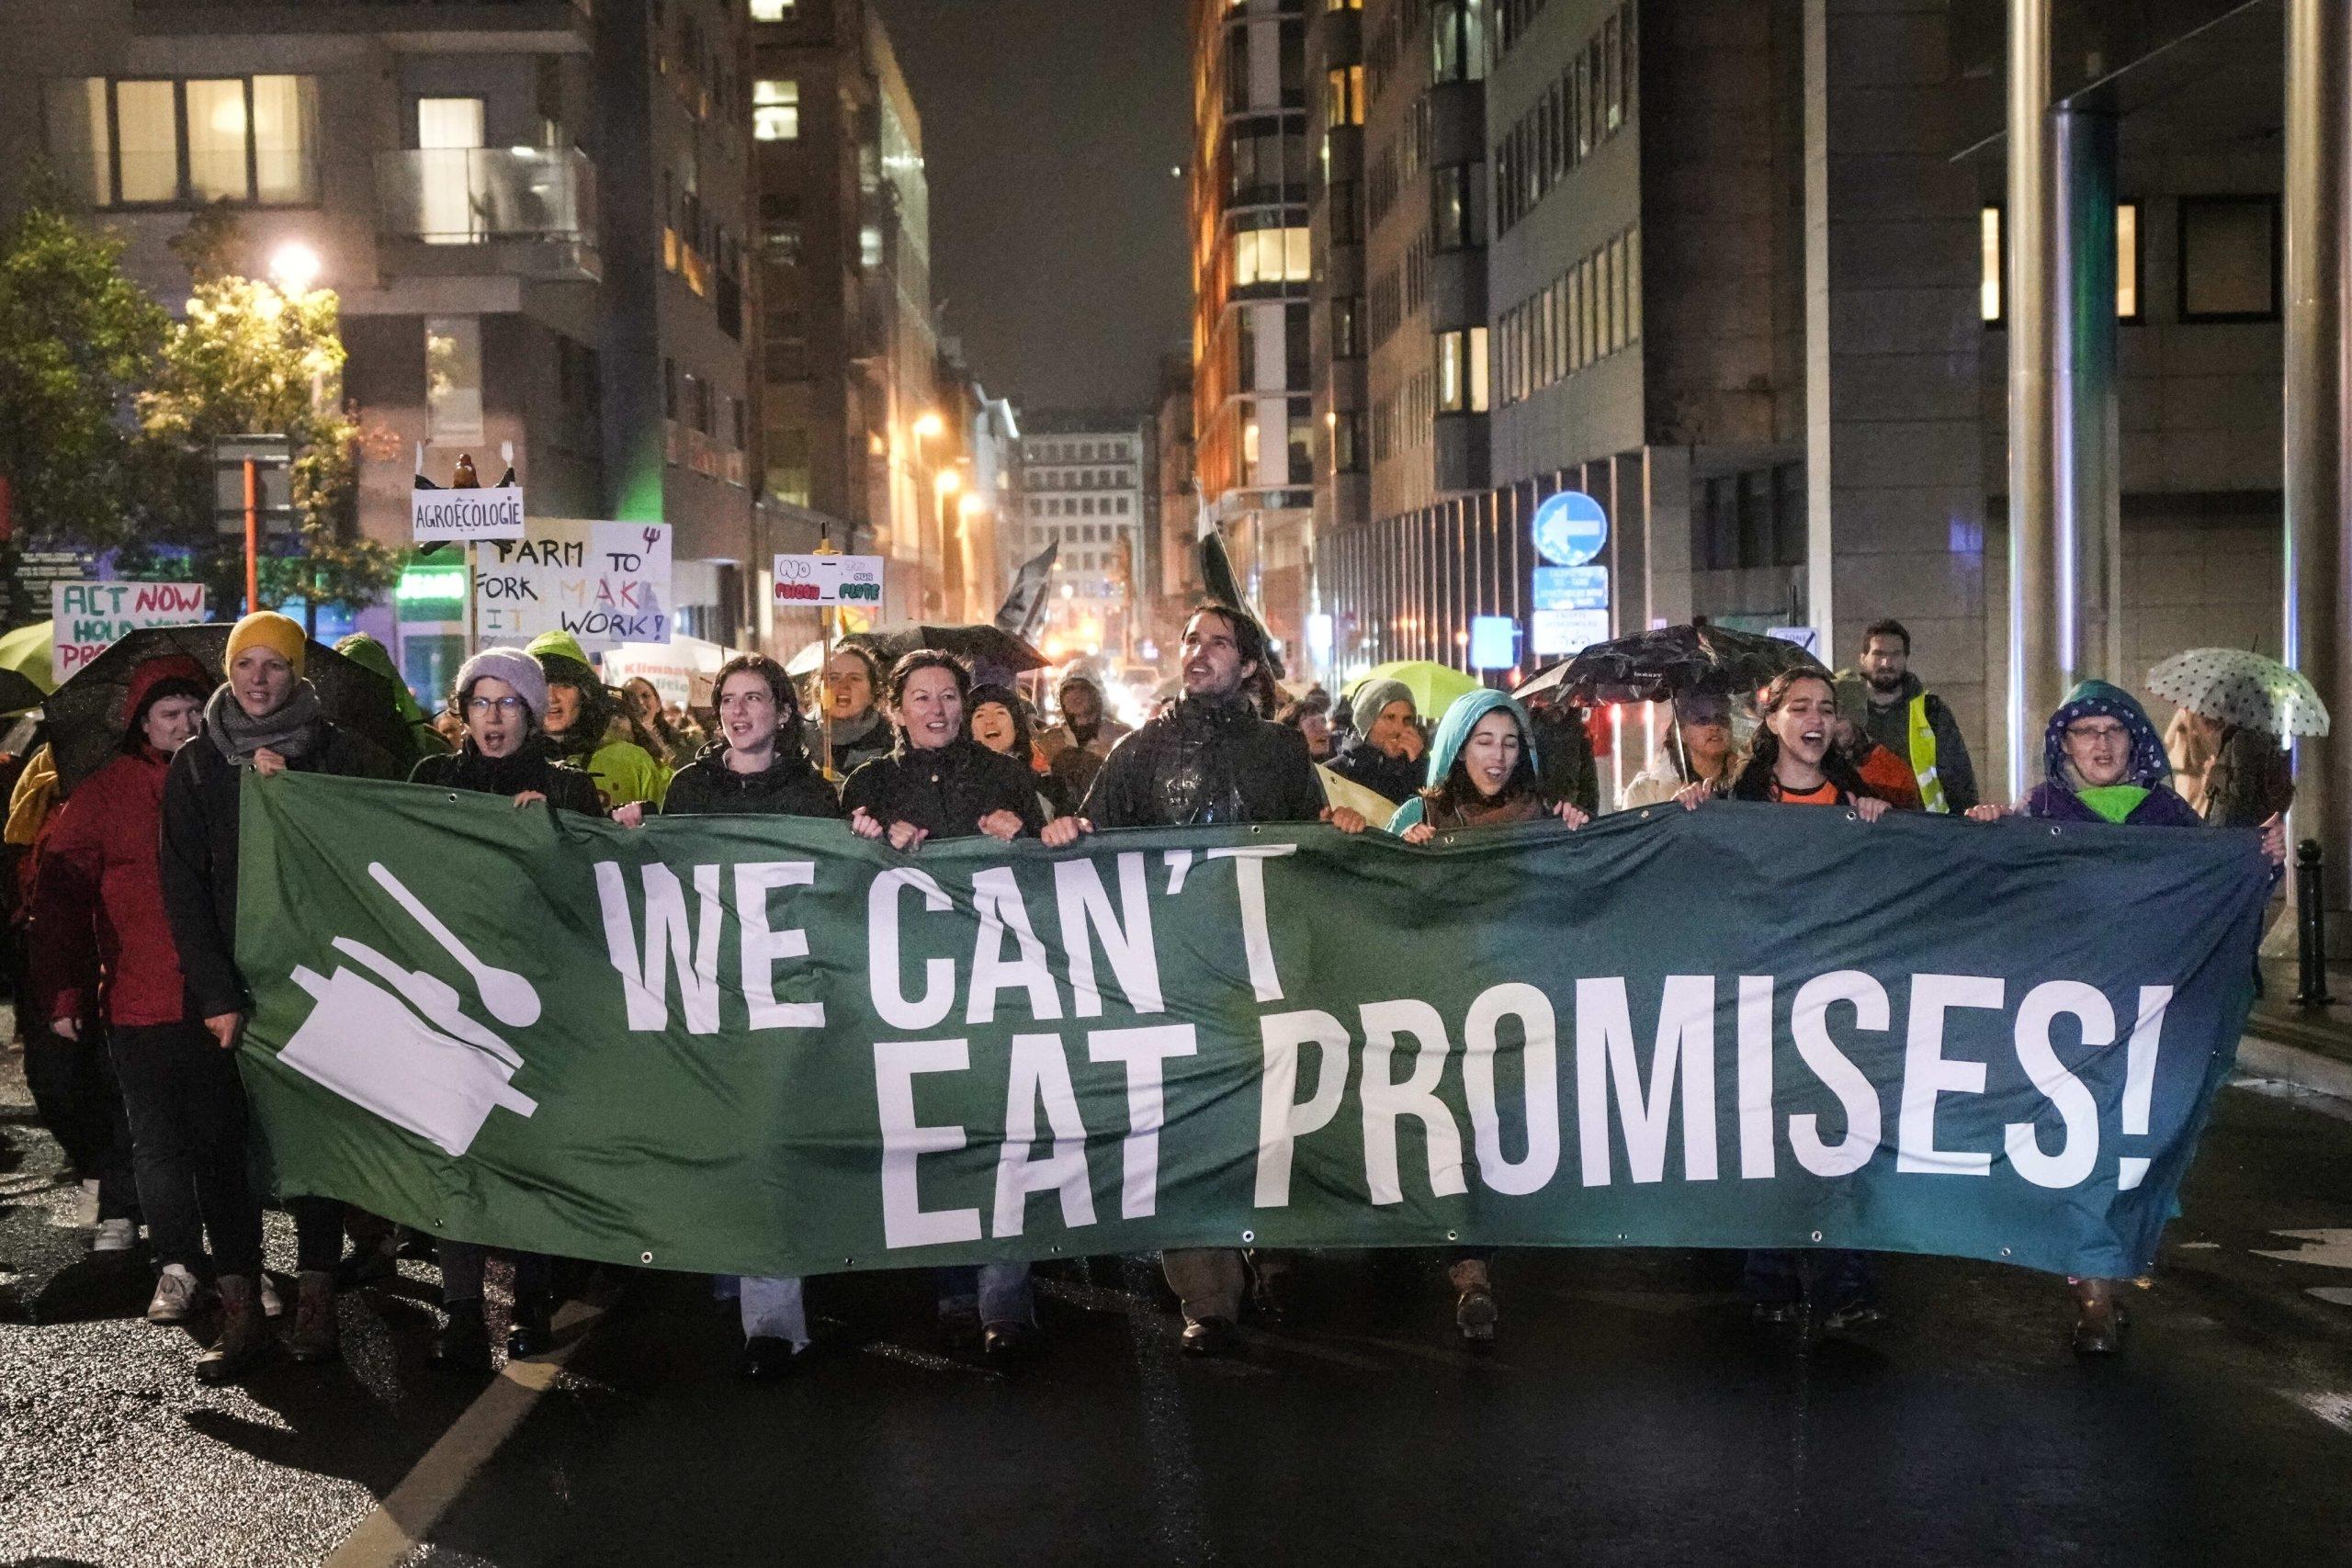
[30,655,234,1333]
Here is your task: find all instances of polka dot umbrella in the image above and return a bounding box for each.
[2145,649,2331,738]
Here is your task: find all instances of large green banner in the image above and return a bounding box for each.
[235,773,2267,1281]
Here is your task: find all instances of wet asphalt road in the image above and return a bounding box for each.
[5,1019,2351,1568]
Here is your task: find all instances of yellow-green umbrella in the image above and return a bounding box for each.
[0,622,55,694]
[1342,660,1484,724]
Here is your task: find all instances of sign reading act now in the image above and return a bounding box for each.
[51,581,208,682]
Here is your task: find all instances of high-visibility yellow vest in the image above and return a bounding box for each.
[1907,694,1949,814]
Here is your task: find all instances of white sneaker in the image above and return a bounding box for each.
[74,1179,101,1227]
[259,1275,285,1318]
[147,1264,200,1324]
[91,1217,137,1253]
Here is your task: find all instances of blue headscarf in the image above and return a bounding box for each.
[1384,687,1537,835]
[2043,679,2171,792]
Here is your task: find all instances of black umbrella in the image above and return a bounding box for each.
[45,624,413,788]
[0,668,42,717]
[843,625,1051,683]
[1513,624,1826,707]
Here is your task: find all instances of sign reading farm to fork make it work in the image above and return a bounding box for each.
[475,519,673,652]
[51,581,209,682]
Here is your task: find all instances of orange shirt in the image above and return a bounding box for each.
[1771,778,1842,807]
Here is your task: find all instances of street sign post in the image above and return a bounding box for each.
[214,435,295,615]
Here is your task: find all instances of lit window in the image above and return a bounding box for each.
[749,0,794,17]
[752,79,799,141]
[186,80,250,201]
[2117,202,2140,321]
[45,75,319,209]
[1981,206,2002,322]
[251,77,312,203]
[41,80,110,207]
[1982,204,2147,324]
[116,81,183,202]
[1438,330,1469,412]
[425,317,484,442]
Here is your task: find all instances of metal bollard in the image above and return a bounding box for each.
[2295,838,2333,1007]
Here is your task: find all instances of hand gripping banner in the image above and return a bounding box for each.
[233,774,2267,1281]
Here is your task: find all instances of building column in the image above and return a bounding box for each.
[2284,0,2352,919]
[2007,0,2062,796]
[2053,106,2121,686]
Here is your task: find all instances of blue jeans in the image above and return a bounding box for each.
[935,1262,1035,1327]
[739,1275,809,1348]
[1743,1248,1874,1312]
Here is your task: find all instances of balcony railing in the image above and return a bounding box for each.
[376,147,597,256]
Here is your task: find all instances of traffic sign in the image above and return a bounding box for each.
[1532,490,1608,567]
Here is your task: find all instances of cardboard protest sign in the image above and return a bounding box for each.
[774,554,885,607]
[412,485,526,543]
[51,581,209,682]
[476,520,673,651]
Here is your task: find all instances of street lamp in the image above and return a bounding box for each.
[270,242,322,296]
[912,412,945,442]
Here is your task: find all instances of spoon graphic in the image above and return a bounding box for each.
[369,862,542,1029]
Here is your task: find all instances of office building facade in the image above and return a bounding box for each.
[1016,415,1148,664]
[1190,0,1316,657]
[747,0,942,628]
[6,0,760,694]
[1301,0,2297,801]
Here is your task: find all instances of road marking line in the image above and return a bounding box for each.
[323,1300,603,1568]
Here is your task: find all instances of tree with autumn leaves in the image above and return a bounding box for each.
[0,186,401,626]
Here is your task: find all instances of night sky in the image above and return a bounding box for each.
[874,0,1193,418]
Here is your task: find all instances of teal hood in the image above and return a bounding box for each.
[1384,686,1536,835]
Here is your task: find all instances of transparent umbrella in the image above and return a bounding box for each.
[2145,648,2330,739]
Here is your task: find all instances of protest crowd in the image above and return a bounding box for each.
[0,592,2295,1385]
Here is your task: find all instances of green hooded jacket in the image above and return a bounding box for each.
[334,632,451,768]
[1384,687,1543,836]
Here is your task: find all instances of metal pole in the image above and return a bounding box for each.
[2296,839,2333,1005]
[2052,106,2120,684]
[243,457,261,615]
[2007,0,2061,798]
[2284,0,2351,937]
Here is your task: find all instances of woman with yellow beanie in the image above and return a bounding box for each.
[156,610,401,1382]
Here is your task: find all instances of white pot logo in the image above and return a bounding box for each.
[279,863,540,1156]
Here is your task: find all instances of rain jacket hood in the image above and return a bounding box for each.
[1386,687,1537,835]
[335,634,425,725]
[119,654,211,732]
[2043,679,2171,792]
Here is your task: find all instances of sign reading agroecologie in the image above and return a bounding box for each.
[234,777,2267,1283]
[412,484,526,544]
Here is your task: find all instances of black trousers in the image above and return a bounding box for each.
[22,1021,137,1220]
[110,1021,263,1275]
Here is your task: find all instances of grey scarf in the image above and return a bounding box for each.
[206,680,324,764]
